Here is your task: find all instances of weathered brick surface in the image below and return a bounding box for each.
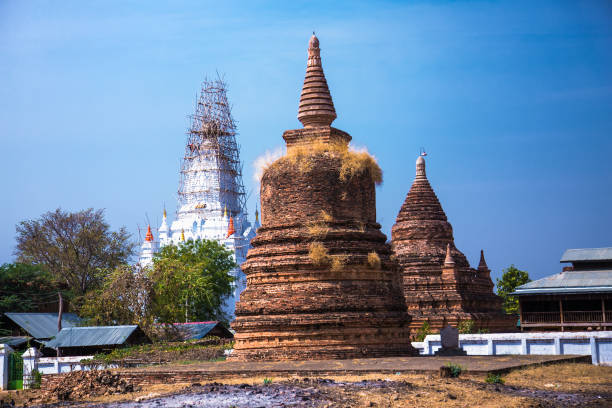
[230,35,416,361]
[391,156,516,333]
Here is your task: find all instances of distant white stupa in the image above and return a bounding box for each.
[139,77,258,320]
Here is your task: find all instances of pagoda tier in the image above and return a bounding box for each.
[391,156,516,333]
[230,35,416,361]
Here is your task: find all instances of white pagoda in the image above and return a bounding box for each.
[139,77,258,320]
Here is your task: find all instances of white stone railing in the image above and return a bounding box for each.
[412,331,612,365]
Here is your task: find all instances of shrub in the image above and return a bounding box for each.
[414,321,432,342]
[485,373,504,384]
[309,242,330,266]
[31,369,42,389]
[263,378,272,385]
[445,362,464,378]
[367,252,381,270]
[458,319,476,334]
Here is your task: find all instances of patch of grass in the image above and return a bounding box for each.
[263,378,273,385]
[445,362,464,378]
[84,337,232,365]
[367,252,381,270]
[306,222,329,239]
[485,373,504,384]
[267,141,383,185]
[309,242,330,266]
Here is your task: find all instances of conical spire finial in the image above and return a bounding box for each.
[444,243,455,267]
[297,34,337,128]
[145,225,154,242]
[163,207,167,219]
[227,216,236,238]
[180,229,185,241]
[255,206,259,222]
[478,249,488,270]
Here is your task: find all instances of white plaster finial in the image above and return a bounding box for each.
[444,243,455,267]
[416,155,426,179]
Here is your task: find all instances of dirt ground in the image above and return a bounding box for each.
[1,362,610,407]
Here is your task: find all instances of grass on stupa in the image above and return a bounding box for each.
[266,140,383,185]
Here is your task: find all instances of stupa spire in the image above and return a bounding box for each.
[145,225,154,242]
[478,249,489,270]
[227,216,235,238]
[297,33,337,128]
[444,243,455,267]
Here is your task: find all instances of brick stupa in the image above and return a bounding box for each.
[391,155,516,333]
[230,35,417,361]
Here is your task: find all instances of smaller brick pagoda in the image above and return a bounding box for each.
[391,155,516,333]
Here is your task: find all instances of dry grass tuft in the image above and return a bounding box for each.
[306,222,329,239]
[339,148,383,185]
[319,210,333,222]
[367,252,381,270]
[330,254,349,272]
[309,242,330,266]
[267,141,383,185]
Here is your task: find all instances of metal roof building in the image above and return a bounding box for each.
[172,321,233,340]
[44,325,150,356]
[513,247,612,332]
[4,313,82,339]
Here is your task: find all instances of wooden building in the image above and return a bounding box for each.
[514,247,612,332]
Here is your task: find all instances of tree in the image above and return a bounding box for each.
[496,265,530,315]
[80,264,153,329]
[15,208,135,295]
[150,239,237,324]
[0,263,68,335]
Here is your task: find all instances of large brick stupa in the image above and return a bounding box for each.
[391,155,516,333]
[230,35,417,361]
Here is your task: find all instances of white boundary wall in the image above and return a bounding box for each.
[412,331,612,365]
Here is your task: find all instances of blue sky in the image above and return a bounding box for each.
[1,0,611,284]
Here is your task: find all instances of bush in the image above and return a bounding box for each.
[263,378,272,385]
[31,369,42,389]
[445,362,464,378]
[485,373,505,384]
[414,321,432,342]
[458,319,475,334]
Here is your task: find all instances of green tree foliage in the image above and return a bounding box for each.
[0,263,67,335]
[15,208,135,296]
[496,265,530,315]
[80,265,153,329]
[150,239,237,324]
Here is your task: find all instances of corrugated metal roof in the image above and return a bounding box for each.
[0,336,31,347]
[173,321,231,340]
[513,270,612,295]
[4,313,82,339]
[44,325,139,348]
[560,247,612,263]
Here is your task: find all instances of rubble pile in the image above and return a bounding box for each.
[45,370,139,401]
